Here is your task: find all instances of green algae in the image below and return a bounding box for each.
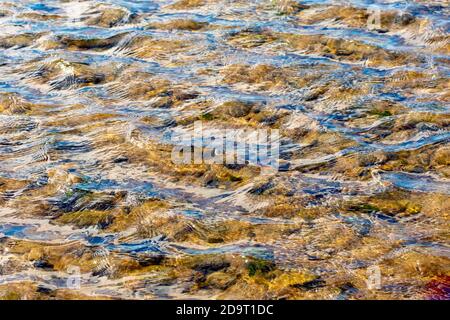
[56,210,115,229]
[247,259,275,277]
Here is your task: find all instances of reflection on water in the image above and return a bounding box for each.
[0,0,449,300]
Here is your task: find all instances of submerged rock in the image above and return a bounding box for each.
[0,0,447,301]
[83,5,137,28]
[282,33,420,67]
[17,12,63,21]
[227,28,278,48]
[221,64,305,90]
[217,101,254,118]
[296,6,418,31]
[23,58,120,90]
[0,92,32,114]
[0,33,39,49]
[55,210,115,228]
[269,0,309,15]
[51,33,127,51]
[168,0,206,10]
[146,19,209,31]
[117,35,189,61]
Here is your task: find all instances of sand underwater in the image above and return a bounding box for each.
[0,0,449,300]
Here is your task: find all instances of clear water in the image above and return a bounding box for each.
[0,0,449,300]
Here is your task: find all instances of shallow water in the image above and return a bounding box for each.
[0,0,449,300]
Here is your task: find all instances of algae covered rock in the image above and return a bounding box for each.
[282,33,419,67]
[83,5,137,28]
[0,0,447,301]
[0,33,39,49]
[146,19,209,31]
[52,33,127,51]
[22,58,120,90]
[168,0,206,10]
[227,28,278,48]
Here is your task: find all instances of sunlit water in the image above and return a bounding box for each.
[0,0,449,299]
